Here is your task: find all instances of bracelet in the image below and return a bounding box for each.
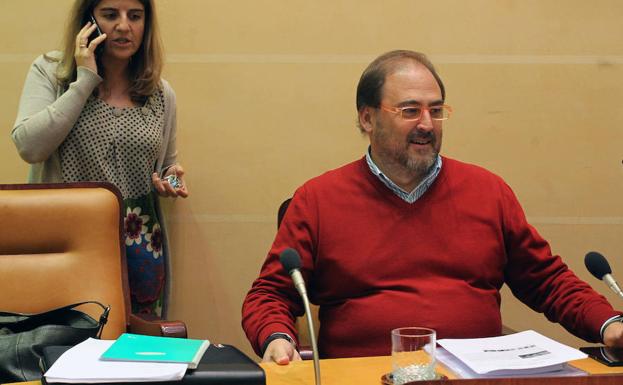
[601,315,623,342]
[262,333,296,355]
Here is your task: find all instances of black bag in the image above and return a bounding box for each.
[0,301,109,383]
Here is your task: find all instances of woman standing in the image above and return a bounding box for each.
[12,0,188,317]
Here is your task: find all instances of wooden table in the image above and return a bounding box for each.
[6,355,623,385]
[260,355,623,385]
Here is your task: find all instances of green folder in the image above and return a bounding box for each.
[101,333,210,369]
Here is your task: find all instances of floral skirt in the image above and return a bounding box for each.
[123,192,165,316]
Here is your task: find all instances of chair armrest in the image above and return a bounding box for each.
[298,345,313,360]
[502,324,517,335]
[128,313,188,338]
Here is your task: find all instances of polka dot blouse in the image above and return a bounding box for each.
[59,91,165,199]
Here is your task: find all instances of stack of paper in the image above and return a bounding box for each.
[44,338,188,383]
[437,330,588,377]
[436,348,587,379]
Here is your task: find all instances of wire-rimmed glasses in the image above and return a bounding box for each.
[380,104,452,121]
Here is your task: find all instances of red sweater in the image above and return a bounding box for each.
[242,157,619,358]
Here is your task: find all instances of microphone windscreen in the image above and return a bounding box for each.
[280,248,302,274]
[585,251,612,280]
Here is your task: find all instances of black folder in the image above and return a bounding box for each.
[41,344,265,385]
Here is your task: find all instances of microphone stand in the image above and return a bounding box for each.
[603,274,623,299]
[279,248,321,385]
[301,293,321,385]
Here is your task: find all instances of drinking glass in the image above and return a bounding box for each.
[391,327,437,383]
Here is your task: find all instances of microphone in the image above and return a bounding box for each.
[585,251,623,298]
[279,248,321,385]
[280,248,308,298]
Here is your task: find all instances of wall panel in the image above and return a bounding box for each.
[1,0,621,359]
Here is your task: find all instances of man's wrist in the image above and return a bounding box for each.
[600,315,623,343]
[262,332,296,354]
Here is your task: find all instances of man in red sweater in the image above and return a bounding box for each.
[241,50,623,364]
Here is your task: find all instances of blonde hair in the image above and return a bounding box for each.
[49,0,164,102]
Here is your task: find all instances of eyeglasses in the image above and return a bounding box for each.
[379,104,453,121]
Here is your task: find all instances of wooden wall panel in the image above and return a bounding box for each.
[1,0,621,359]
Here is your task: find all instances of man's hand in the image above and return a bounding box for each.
[603,320,623,347]
[262,338,301,365]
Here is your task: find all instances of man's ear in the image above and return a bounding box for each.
[358,106,374,134]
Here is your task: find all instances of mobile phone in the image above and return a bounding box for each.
[164,175,183,190]
[580,346,623,366]
[88,14,104,56]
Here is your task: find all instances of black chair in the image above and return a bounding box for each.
[277,197,292,228]
[276,197,315,359]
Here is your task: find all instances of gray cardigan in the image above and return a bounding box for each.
[11,52,178,316]
[12,51,178,182]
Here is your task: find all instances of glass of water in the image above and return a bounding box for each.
[391,327,437,384]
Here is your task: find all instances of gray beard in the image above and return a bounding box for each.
[400,151,436,174]
[371,119,440,178]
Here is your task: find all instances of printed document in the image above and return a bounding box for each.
[437,330,587,376]
[45,338,188,383]
[436,348,587,378]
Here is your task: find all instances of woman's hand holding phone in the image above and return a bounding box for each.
[74,20,106,73]
[152,165,189,198]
